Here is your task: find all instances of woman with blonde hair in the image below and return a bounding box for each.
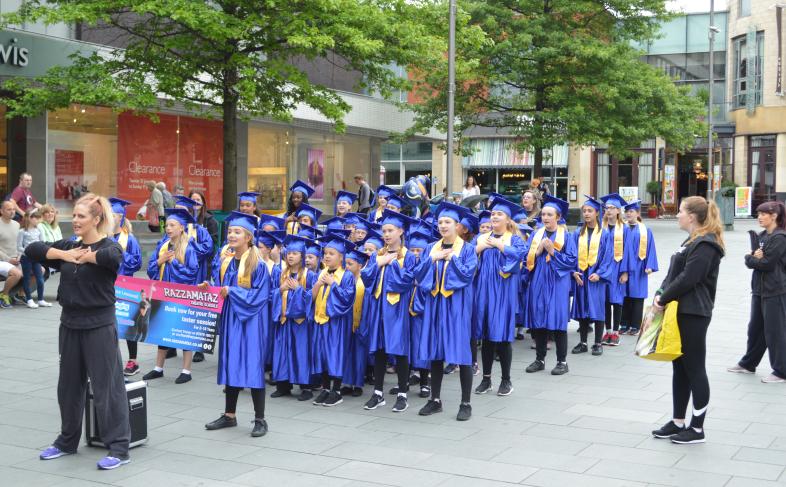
[38,204,62,243]
[651,196,724,445]
[27,194,132,469]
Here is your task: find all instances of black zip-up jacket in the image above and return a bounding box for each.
[745,229,786,297]
[657,233,724,318]
[25,238,122,329]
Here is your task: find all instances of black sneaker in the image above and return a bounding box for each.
[515,332,525,340]
[408,374,420,386]
[323,391,343,407]
[340,386,353,395]
[525,360,545,373]
[392,395,408,412]
[619,326,629,334]
[364,393,386,410]
[312,390,330,405]
[175,372,192,384]
[551,362,569,375]
[270,389,291,398]
[474,377,492,394]
[419,386,431,399]
[652,420,686,439]
[165,348,178,359]
[142,369,163,381]
[297,389,314,401]
[251,418,268,437]
[572,343,588,354]
[193,352,205,363]
[444,363,457,374]
[388,387,400,395]
[456,403,472,421]
[497,379,513,396]
[352,387,363,397]
[591,344,603,356]
[418,399,443,416]
[205,414,237,430]
[670,428,706,444]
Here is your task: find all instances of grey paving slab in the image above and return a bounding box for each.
[587,459,731,487]
[230,466,359,487]
[578,443,684,467]
[323,460,454,487]
[522,468,648,487]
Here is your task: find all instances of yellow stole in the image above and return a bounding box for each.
[157,240,171,280]
[374,247,408,304]
[428,237,465,298]
[286,220,300,235]
[633,222,648,260]
[373,207,384,222]
[220,247,253,289]
[577,223,602,271]
[477,232,514,278]
[187,223,198,240]
[353,276,365,331]
[116,230,129,252]
[526,226,566,271]
[314,268,346,325]
[262,257,275,275]
[280,267,307,324]
[610,221,624,262]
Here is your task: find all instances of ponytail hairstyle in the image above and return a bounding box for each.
[75,193,115,237]
[169,222,190,264]
[683,196,725,251]
[238,228,261,283]
[755,201,786,231]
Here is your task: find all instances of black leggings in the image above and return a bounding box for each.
[430,360,472,403]
[578,319,604,345]
[622,297,645,329]
[126,340,137,360]
[374,350,409,393]
[471,339,478,365]
[481,340,512,380]
[225,386,265,419]
[532,329,567,362]
[321,372,342,392]
[605,302,621,331]
[672,313,710,429]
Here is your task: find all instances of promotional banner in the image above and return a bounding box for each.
[54,149,85,201]
[618,186,639,203]
[115,276,224,353]
[663,165,676,205]
[307,148,325,200]
[735,186,753,218]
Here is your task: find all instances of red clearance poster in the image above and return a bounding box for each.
[179,116,223,210]
[54,149,84,200]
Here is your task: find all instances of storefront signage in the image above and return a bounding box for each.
[735,186,753,217]
[0,38,28,67]
[663,165,676,205]
[619,186,639,204]
[777,6,783,96]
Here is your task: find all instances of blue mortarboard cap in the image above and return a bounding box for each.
[581,194,603,213]
[376,185,397,199]
[624,199,642,212]
[289,180,315,198]
[327,228,352,239]
[283,234,310,253]
[265,230,287,245]
[380,209,415,231]
[296,203,323,224]
[305,238,322,256]
[335,190,358,207]
[226,211,258,234]
[517,223,534,234]
[460,213,479,234]
[346,213,370,232]
[256,229,279,248]
[109,197,131,216]
[346,249,369,265]
[407,230,434,250]
[323,216,347,231]
[478,210,491,225]
[175,195,199,210]
[487,193,521,218]
[297,223,324,240]
[362,229,384,249]
[542,194,570,217]
[386,194,406,210]
[434,202,467,223]
[599,193,627,209]
[318,234,356,255]
[165,208,195,226]
[258,214,285,232]
[237,192,259,204]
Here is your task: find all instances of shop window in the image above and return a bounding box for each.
[248,124,292,214]
[733,32,764,109]
[750,135,776,209]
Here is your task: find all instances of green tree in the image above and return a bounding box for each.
[1,0,443,210]
[406,0,707,178]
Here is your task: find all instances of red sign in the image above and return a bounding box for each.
[54,149,84,201]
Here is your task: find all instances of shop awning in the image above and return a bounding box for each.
[462,139,569,168]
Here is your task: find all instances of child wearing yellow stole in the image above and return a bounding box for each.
[599,193,630,347]
[621,200,657,335]
[341,249,370,397]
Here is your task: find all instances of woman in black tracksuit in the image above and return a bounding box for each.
[651,196,724,445]
[729,201,786,383]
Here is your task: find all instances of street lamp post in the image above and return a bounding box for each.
[446,0,456,196]
[707,0,718,200]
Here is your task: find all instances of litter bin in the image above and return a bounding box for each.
[715,192,734,231]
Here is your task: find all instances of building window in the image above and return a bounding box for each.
[248,124,292,214]
[749,135,776,210]
[593,141,656,203]
[739,0,751,17]
[733,32,764,109]
[381,141,433,186]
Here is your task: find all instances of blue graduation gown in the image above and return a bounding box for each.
[624,224,658,299]
[526,229,578,331]
[309,270,356,378]
[408,268,429,370]
[146,239,199,285]
[361,250,417,356]
[473,234,528,342]
[114,233,142,277]
[416,241,478,365]
[271,269,316,385]
[213,256,271,389]
[266,262,281,367]
[342,276,369,388]
[605,224,630,305]
[570,226,613,322]
[189,224,215,284]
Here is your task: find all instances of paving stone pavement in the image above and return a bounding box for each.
[2,218,786,486]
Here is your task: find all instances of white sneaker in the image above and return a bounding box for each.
[762,374,786,384]
[26,299,39,309]
[37,300,52,307]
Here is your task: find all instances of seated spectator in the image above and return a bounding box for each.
[0,201,23,307]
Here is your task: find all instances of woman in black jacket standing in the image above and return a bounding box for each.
[728,201,786,383]
[651,196,724,445]
[27,194,131,469]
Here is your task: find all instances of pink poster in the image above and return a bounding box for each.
[54,150,85,200]
[307,148,325,200]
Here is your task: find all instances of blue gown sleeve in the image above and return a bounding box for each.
[444,243,478,290]
[500,236,528,274]
[191,225,214,261]
[384,252,416,293]
[360,255,379,288]
[595,231,615,282]
[210,250,223,285]
[326,272,356,317]
[413,245,436,283]
[122,235,143,275]
[645,228,659,272]
[550,232,578,277]
[147,240,165,280]
[168,246,199,284]
[227,262,271,322]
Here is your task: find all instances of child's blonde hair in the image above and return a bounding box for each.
[21,208,42,231]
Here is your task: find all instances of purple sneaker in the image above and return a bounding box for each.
[40,446,71,460]
[97,456,130,470]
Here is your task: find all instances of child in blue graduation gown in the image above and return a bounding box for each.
[525,195,578,376]
[271,235,318,401]
[361,210,418,413]
[309,235,356,407]
[285,181,315,234]
[416,203,479,421]
[621,200,658,335]
[202,212,272,438]
[570,196,613,356]
[369,186,396,223]
[335,190,357,219]
[473,194,528,396]
[109,198,144,377]
[142,208,199,384]
[599,193,631,346]
[258,229,284,384]
[402,230,434,399]
[341,249,370,397]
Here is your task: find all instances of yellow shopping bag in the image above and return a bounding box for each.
[635,301,683,361]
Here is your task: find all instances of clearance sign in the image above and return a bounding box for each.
[117,112,223,214]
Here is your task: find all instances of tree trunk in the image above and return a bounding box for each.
[222,69,239,212]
